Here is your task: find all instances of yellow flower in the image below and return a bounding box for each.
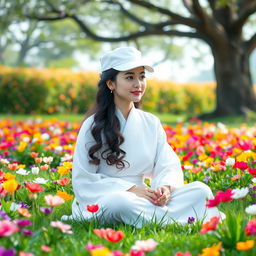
[18,164,26,169]
[198,154,208,161]
[237,150,256,161]
[17,141,28,152]
[57,161,72,175]
[56,191,74,201]
[198,243,222,256]
[90,247,112,256]
[4,172,16,180]
[236,240,254,251]
[2,179,18,193]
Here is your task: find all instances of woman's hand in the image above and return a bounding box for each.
[127,185,159,205]
[154,186,172,206]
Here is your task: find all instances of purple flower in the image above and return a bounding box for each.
[0,247,16,256]
[0,210,11,220]
[50,168,57,172]
[21,229,33,236]
[16,219,32,227]
[187,217,195,224]
[19,201,29,208]
[203,176,211,183]
[40,207,53,215]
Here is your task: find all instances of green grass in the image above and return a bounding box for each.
[1,112,255,127]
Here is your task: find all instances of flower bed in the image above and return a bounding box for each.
[0,118,255,255]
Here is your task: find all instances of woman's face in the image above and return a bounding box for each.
[109,66,146,106]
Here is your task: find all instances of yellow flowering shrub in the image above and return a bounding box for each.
[0,65,245,115]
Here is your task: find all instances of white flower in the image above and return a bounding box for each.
[32,138,38,143]
[232,187,249,199]
[22,137,30,143]
[33,177,48,184]
[10,202,21,211]
[252,178,256,184]
[31,167,40,175]
[16,168,30,175]
[183,165,193,170]
[0,159,9,165]
[61,154,72,162]
[217,122,226,129]
[55,146,63,152]
[245,204,256,215]
[43,156,53,164]
[225,157,235,166]
[41,133,50,140]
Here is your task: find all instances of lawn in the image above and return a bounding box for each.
[0,114,255,255]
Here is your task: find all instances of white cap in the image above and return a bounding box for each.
[100,47,154,73]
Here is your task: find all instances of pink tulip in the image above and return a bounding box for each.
[44,195,65,207]
[0,220,19,237]
[133,238,158,252]
[50,221,73,234]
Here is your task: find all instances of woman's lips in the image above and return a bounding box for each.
[131,91,142,95]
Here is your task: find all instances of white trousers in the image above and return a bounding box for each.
[63,181,225,228]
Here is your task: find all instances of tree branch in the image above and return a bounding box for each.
[71,14,203,42]
[231,1,256,32]
[26,15,69,21]
[245,32,256,55]
[128,0,200,28]
[104,0,178,29]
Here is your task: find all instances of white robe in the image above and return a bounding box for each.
[62,106,224,227]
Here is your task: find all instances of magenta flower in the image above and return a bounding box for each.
[0,220,19,237]
[40,207,53,215]
[21,229,33,236]
[0,247,16,256]
[187,217,195,224]
[85,242,104,251]
[15,219,31,227]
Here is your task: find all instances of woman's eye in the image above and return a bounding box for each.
[126,76,133,80]
[141,75,146,79]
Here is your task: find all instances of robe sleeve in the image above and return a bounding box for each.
[72,116,136,206]
[151,118,184,190]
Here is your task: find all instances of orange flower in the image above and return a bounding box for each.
[18,208,32,218]
[30,152,39,158]
[198,243,222,256]
[2,179,18,194]
[4,172,16,180]
[56,191,73,201]
[56,177,70,186]
[200,216,220,234]
[236,240,254,251]
[40,164,49,171]
[7,163,18,170]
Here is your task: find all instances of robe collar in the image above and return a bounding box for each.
[115,105,136,133]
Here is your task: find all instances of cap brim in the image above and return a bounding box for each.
[113,61,154,73]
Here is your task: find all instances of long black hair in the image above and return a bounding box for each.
[86,68,141,170]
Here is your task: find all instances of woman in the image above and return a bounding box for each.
[62,47,224,227]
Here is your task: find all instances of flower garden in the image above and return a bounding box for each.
[0,117,255,255]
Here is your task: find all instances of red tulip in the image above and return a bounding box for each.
[200,216,220,234]
[233,161,248,170]
[93,228,124,242]
[248,167,256,175]
[86,204,99,213]
[206,189,233,207]
[26,183,45,193]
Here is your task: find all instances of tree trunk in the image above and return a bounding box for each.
[205,41,256,118]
